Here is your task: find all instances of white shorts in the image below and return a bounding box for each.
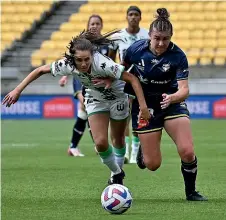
[84,97,129,120]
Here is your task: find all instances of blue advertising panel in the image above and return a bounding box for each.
[1,94,226,119]
[1,95,77,119]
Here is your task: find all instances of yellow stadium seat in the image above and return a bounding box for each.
[203,30,217,39]
[191,2,204,11]
[199,57,212,65]
[190,39,204,49]
[187,49,201,59]
[174,30,189,39]
[201,48,215,59]
[41,41,56,50]
[215,48,226,58]
[187,57,198,66]
[217,2,226,11]
[203,2,217,11]
[213,57,225,65]
[175,2,191,12]
[217,40,226,48]
[189,30,203,39]
[203,39,217,49]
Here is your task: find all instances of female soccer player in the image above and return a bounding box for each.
[59,15,109,157]
[123,8,207,200]
[2,30,150,185]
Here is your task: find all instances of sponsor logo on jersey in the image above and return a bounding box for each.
[151,59,159,64]
[55,61,60,72]
[162,63,171,72]
[100,62,106,70]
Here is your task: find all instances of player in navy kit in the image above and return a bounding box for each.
[59,15,109,156]
[123,8,207,201]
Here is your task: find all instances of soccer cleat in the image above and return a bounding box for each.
[186,191,208,201]
[68,147,85,157]
[129,152,137,164]
[108,170,125,185]
[136,145,146,169]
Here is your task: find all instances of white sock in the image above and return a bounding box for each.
[100,152,121,176]
[131,136,140,155]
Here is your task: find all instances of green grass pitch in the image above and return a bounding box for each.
[1,120,226,220]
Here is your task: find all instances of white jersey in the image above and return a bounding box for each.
[51,52,127,101]
[110,28,149,62]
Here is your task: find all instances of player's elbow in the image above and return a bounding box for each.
[37,64,51,75]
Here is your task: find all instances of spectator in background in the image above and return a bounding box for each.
[108,6,149,164]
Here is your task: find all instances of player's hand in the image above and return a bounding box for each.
[138,107,151,123]
[2,88,21,107]
[160,93,172,109]
[92,78,114,89]
[59,76,68,87]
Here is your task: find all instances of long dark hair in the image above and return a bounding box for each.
[64,29,120,69]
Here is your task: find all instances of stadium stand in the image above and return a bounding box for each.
[1,0,225,86]
[1,1,85,74]
[28,1,226,67]
[1,1,53,52]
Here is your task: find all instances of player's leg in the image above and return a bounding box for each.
[124,117,130,164]
[130,131,140,163]
[109,98,130,170]
[86,99,124,184]
[164,104,207,201]
[68,94,87,157]
[132,106,163,171]
[110,118,127,169]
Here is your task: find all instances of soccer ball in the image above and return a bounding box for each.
[101,184,133,214]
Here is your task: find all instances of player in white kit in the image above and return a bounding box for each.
[108,6,149,163]
[2,30,150,185]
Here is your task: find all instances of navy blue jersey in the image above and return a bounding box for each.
[124,39,189,109]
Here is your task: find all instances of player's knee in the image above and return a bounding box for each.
[94,137,109,150]
[111,136,124,148]
[179,146,195,162]
[144,158,161,171]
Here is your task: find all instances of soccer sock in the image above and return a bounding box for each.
[98,145,121,175]
[70,117,87,148]
[113,146,126,168]
[125,136,130,157]
[131,135,140,155]
[181,156,197,196]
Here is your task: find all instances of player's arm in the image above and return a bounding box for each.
[121,71,150,122]
[169,79,189,103]
[108,48,117,61]
[2,64,51,107]
[161,54,189,109]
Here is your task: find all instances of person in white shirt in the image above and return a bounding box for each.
[2,30,150,185]
[109,6,149,164]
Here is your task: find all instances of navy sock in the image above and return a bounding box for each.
[181,157,197,196]
[70,117,87,148]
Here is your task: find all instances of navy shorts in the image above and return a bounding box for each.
[132,102,190,134]
[73,78,82,98]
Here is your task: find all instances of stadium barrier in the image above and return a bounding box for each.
[1,94,226,119]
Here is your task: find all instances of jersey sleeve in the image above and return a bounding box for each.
[123,45,133,66]
[97,54,125,79]
[176,54,189,80]
[51,59,73,77]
